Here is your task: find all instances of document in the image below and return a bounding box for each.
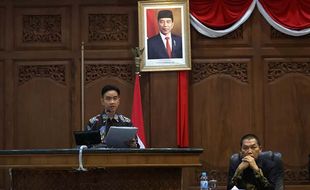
[104,126,138,148]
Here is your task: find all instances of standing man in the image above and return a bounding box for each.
[227,134,284,190]
[147,10,183,59]
[85,85,141,148]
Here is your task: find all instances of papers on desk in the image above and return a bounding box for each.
[104,126,138,148]
[231,186,244,190]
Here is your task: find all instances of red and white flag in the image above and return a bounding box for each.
[131,74,146,148]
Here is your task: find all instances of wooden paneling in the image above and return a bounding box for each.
[0,61,3,150]
[13,61,72,149]
[191,24,252,49]
[80,6,138,51]
[190,58,253,168]
[149,71,177,147]
[261,18,310,47]
[13,7,71,50]
[264,58,310,165]
[264,58,310,184]
[11,168,182,190]
[0,7,4,50]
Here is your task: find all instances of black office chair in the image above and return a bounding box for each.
[229,151,284,190]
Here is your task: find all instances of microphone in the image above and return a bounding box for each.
[99,108,113,143]
[99,113,109,142]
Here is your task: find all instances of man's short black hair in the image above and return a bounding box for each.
[158,10,173,21]
[240,134,261,147]
[101,85,120,97]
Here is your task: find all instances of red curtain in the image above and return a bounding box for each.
[190,0,254,29]
[259,0,310,30]
[177,71,189,147]
[190,0,310,30]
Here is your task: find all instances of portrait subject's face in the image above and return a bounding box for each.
[158,18,174,36]
[100,90,120,114]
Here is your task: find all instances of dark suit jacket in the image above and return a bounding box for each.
[227,153,284,190]
[147,33,182,59]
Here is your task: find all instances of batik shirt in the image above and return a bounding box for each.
[85,112,138,147]
[227,156,282,190]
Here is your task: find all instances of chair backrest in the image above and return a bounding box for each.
[230,151,282,162]
[230,151,284,190]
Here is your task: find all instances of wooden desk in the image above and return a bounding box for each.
[0,148,203,190]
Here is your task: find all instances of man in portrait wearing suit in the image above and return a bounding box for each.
[147,10,183,59]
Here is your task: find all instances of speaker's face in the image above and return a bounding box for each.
[101,90,120,115]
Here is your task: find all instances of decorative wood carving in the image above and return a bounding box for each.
[23,15,62,43]
[18,65,66,85]
[88,14,128,41]
[270,27,310,39]
[85,64,133,84]
[284,168,310,184]
[191,61,248,84]
[267,61,310,82]
[221,26,243,40]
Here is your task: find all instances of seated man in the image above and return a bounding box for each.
[85,85,142,148]
[227,134,283,190]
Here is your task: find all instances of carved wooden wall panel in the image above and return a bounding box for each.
[14,7,71,50]
[190,59,252,168]
[264,58,310,183]
[13,61,72,149]
[0,8,4,50]
[0,61,3,149]
[84,60,134,129]
[80,6,137,51]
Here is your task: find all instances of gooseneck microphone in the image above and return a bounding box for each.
[100,108,112,143]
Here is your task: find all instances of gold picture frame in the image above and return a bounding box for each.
[138,0,191,72]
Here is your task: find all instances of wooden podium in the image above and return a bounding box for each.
[0,148,203,190]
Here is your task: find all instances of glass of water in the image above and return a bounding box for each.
[208,179,217,190]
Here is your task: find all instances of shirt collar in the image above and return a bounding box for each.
[160,32,171,42]
[101,112,120,122]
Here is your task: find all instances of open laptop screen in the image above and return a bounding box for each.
[74,130,101,146]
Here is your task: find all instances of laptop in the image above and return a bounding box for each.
[104,126,138,148]
[74,130,101,146]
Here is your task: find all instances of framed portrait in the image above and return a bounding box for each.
[138,0,191,72]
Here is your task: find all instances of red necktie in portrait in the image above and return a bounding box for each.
[165,37,172,58]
